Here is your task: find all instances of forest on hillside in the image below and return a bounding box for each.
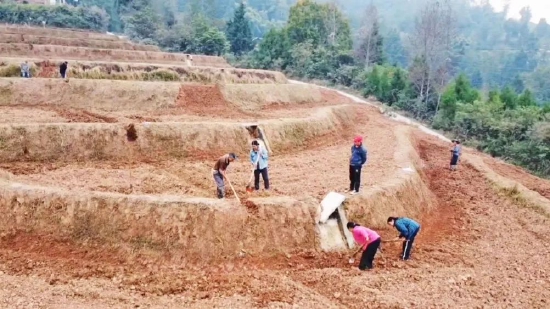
[0,0,549,177]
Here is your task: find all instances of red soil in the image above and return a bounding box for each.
[1,132,549,307]
[174,84,250,118]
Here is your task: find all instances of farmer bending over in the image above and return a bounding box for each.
[347,222,381,270]
[450,140,462,171]
[250,140,269,191]
[387,216,421,261]
[212,153,237,199]
[349,136,367,195]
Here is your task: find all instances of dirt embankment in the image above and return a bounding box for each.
[0,43,232,67]
[0,60,287,83]
[484,158,550,200]
[0,25,121,41]
[0,33,159,51]
[0,130,548,308]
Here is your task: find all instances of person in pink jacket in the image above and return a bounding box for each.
[347,222,381,270]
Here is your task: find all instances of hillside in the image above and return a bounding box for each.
[0,24,549,308]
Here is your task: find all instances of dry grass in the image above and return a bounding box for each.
[0,25,120,41]
[0,78,181,111]
[221,84,322,111]
[0,122,254,162]
[263,105,354,150]
[466,154,550,217]
[0,58,286,83]
[0,43,232,67]
[0,180,319,261]
[0,105,354,162]
[0,33,159,51]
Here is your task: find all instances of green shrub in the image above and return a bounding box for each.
[0,3,108,31]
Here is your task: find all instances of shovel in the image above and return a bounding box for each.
[246,171,255,193]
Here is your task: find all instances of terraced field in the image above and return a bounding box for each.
[0,25,549,308]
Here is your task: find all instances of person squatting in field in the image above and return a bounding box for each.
[450,140,462,171]
[250,140,269,191]
[349,136,368,195]
[387,216,421,261]
[212,153,237,199]
[347,222,381,270]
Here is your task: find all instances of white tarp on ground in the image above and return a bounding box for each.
[319,191,346,223]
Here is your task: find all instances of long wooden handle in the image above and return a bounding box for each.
[226,176,241,204]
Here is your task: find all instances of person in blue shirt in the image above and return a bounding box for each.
[250,140,269,191]
[387,216,421,261]
[450,140,462,171]
[349,136,368,195]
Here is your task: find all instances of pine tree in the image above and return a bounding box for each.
[226,2,254,56]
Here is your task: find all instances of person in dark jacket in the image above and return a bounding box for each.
[387,216,421,260]
[212,153,237,199]
[450,140,462,171]
[60,61,68,79]
[349,136,367,195]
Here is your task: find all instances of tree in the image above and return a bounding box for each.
[409,0,457,115]
[500,86,518,110]
[518,89,536,107]
[124,6,161,40]
[194,27,229,56]
[286,0,352,50]
[384,29,407,67]
[253,28,291,70]
[226,2,254,56]
[355,4,385,68]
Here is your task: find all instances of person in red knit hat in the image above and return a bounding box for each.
[348,136,368,195]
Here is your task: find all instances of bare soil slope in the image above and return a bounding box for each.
[0,132,548,308]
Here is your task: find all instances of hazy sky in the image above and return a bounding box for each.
[489,0,550,22]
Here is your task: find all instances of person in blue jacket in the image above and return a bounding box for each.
[450,140,462,171]
[250,140,269,191]
[387,216,421,260]
[349,136,368,195]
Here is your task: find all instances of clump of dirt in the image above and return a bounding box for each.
[243,198,259,215]
[126,124,138,142]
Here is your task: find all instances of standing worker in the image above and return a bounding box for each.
[450,140,462,171]
[59,61,68,79]
[20,61,30,78]
[250,140,269,191]
[349,136,367,195]
[347,222,381,270]
[212,153,237,199]
[387,216,421,261]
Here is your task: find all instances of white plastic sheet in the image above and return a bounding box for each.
[319,191,346,223]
